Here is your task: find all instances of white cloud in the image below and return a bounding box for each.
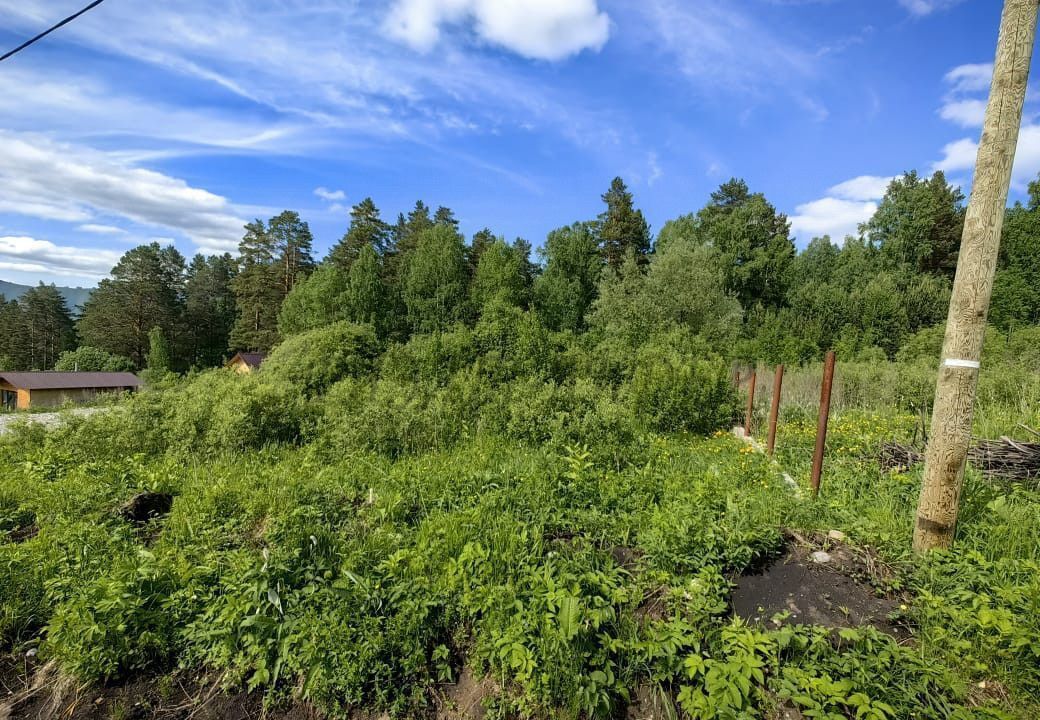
[899,0,965,17]
[790,174,893,241]
[314,187,347,202]
[0,131,247,253]
[940,99,987,128]
[384,0,610,60]
[933,137,979,173]
[790,197,877,240]
[78,224,128,235]
[0,236,122,280]
[647,152,662,186]
[828,175,894,202]
[944,63,993,94]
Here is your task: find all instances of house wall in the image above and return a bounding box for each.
[22,387,130,409]
[230,359,253,374]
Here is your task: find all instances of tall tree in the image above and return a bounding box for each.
[402,224,469,332]
[471,239,531,312]
[863,171,965,277]
[345,244,388,334]
[328,198,389,270]
[991,174,1040,328]
[0,295,28,370]
[597,177,651,270]
[184,253,236,367]
[696,178,794,310]
[79,244,185,368]
[269,210,315,296]
[20,285,75,370]
[230,220,282,352]
[467,228,496,276]
[533,222,601,332]
[278,264,350,336]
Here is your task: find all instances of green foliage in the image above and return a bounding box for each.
[263,321,380,395]
[402,225,470,332]
[534,222,601,332]
[629,345,737,435]
[278,264,350,336]
[54,346,135,372]
[597,177,651,270]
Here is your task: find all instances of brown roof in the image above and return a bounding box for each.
[227,352,266,368]
[0,371,142,390]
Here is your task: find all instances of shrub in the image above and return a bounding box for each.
[628,347,736,434]
[263,321,380,395]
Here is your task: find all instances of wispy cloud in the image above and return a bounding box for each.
[0,236,122,280]
[0,130,248,254]
[314,188,347,202]
[899,0,966,17]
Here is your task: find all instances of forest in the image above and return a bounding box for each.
[3,171,1040,376]
[0,171,1039,719]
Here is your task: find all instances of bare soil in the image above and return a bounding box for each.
[730,532,910,639]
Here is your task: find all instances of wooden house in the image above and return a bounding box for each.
[226,352,266,374]
[0,372,142,410]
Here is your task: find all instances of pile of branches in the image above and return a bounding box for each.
[879,427,1040,482]
[968,437,1040,481]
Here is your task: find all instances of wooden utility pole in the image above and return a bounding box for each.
[914,0,1040,553]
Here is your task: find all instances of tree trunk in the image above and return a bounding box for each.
[914,0,1039,553]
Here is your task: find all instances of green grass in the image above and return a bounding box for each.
[2,405,1038,718]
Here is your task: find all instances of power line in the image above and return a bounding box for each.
[0,0,107,64]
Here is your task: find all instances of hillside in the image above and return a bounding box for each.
[0,279,93,313]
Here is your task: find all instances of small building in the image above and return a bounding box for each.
[0,372,142,410]
[225,352,266,374]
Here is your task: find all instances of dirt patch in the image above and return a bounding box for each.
[3,524,37,545]
[435,666,498,720]
[120,493,174,525]
[609,545,644,571]
[0,653,35,701]
[731,532,909,639]
[625,683,677,720]
[0,667,320,720]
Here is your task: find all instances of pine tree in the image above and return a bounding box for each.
[78,244,185,368]
[230,220,282,352]
[597,177,651,270]
[433,205,459,229]
[20,285,75,370]
[0,295,29,370]
[269,210,316,296]
[328,198,389,270]
[185,253,236,367]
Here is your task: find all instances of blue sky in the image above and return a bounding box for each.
[0,0,1034,287]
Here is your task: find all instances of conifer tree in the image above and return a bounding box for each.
[328,198,389,270]
[184,253,236,367]
[597,177,651,270]
[269,210,316,296]
[79,244,185,368]
[230,220,283,352]
[20,285,75,370]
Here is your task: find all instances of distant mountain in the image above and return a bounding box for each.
[0,279,94,313]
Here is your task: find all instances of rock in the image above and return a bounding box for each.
[810,551,832,564]
[827,530,846,542]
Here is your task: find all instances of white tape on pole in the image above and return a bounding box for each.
[943,358,981,369]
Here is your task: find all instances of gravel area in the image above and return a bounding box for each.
[0,407,101,435]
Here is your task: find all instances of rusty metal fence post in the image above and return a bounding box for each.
[810,351,836,496]
[766,364,784,456]
[744,367,757,436]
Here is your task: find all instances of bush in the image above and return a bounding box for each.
[264,321,380,395]
[629,347,736,434]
